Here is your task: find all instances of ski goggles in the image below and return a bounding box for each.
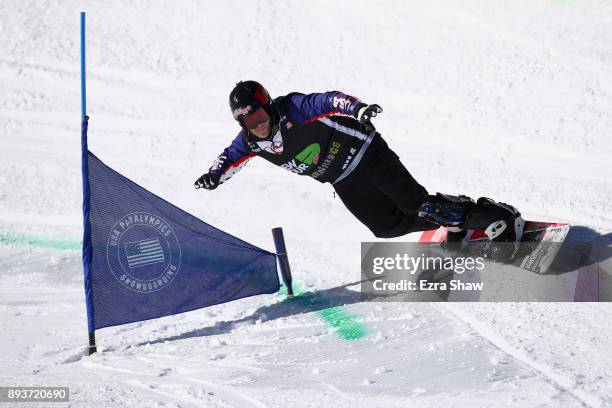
[242,107,269,129]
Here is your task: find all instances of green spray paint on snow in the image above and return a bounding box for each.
[277,284,366,340]
[318,307,367,340]
[0,232,81,251]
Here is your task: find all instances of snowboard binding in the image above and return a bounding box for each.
[418,194,525,261]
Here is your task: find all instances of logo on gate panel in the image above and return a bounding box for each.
[107,212,182,293]
[124,238,165,269]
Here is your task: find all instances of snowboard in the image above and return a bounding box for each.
[417,221,571,274]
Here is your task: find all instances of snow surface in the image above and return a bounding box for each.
[1,0,612,406]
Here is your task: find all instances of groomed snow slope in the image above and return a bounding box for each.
[1,1,611,406]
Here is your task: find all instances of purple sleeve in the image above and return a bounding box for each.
[285,91,363,124]
[209,132,255,183]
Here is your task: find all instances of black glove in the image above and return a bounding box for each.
[354,103,383,131]
[194,172,220,190]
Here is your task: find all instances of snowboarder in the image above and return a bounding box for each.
[195,81,524,260]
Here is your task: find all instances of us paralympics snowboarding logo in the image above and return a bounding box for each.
[107,212,182,293]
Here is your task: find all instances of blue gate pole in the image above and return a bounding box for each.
[272,227,294,297]
[80,11,96,355]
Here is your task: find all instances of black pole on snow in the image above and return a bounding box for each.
[272,228,294,297]
[88,332,97,356]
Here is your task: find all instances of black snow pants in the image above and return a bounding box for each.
[332,133,437,238]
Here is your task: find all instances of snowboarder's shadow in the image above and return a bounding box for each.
[547,225,612,274]
[141,280,389,346]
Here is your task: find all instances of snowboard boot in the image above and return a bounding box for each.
[418,193,474,253]
[464,197,525,261]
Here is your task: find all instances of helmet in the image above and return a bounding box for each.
[229,80,280,138]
